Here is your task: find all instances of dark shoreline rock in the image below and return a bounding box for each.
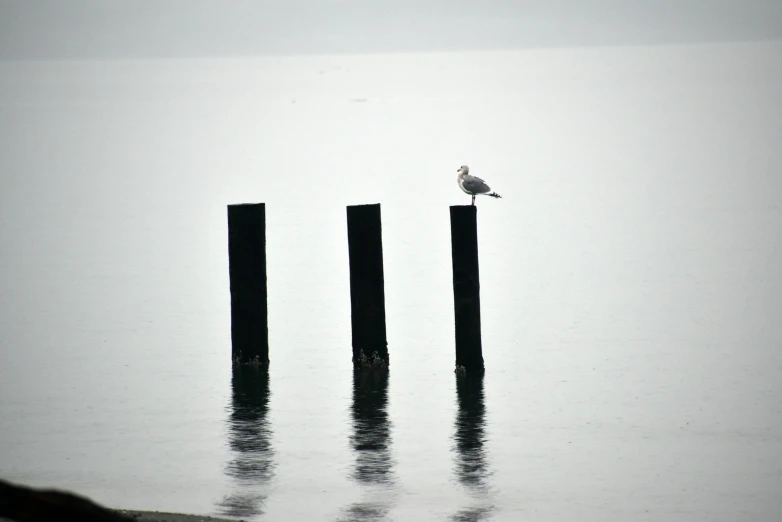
[0,478,134,522]
[0,479,239,522]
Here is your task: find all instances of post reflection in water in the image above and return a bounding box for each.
[339,367,396,521]
[217,365,275,518]
[451,371,493,522]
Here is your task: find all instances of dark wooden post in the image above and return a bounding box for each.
[449,205,484,372]
[227,203,269,366]
[346,204,389,367]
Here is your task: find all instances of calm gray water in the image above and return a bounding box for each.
[1,41,781,521]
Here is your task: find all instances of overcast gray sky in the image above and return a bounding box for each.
[1,0,782,59]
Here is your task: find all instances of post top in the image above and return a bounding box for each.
[228,202,265,208]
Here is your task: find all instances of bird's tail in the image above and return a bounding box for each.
[487,192,502,199]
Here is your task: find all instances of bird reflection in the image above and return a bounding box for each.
[451,371,493,521]
[338,367,395,521]
[216,365,274,518]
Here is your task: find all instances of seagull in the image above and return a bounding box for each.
[456,165,502,205]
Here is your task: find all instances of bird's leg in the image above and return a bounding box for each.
[471,195,475,205]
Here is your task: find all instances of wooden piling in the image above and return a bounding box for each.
[449,205,484,372]
[227,203,269,366]
[346,204,389,366]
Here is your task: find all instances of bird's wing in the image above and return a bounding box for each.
[462,175,491,194]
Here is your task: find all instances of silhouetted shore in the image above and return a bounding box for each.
[119,511,242,522]
[0,479,242,522]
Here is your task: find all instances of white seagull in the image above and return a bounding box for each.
[456,165,502,206]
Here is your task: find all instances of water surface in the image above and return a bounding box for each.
[1,41,781,521]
